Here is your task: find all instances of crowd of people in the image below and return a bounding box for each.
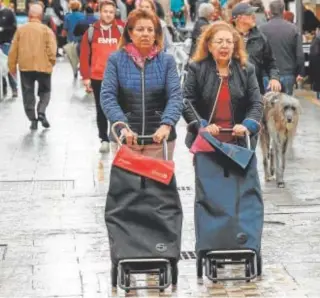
[1,0,320,155]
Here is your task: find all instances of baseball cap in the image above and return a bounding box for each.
[232,3,258,19]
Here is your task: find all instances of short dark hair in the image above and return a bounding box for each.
[250,0,265,13]
[269,0,285,17]
[85,5,94,14]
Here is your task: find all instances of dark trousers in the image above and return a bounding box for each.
[20,71,51,121]
[91,79,109,142]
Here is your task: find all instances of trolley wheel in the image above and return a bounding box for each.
[257,253,262,276]
[111,264,118,287]
[245,260,251,282]
[125,271,130,293]
[172,263,178,286]
[196,257,203,278]
[159,269,165,292]
[211,261,217,283]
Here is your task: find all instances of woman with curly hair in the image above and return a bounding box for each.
[183,21,263,148]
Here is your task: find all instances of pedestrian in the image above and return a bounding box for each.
[80,0,123,153]
[259,0,304,95]
[8,3,57,130]
[74,5,98,56]
[0,0,18,98]
[283,10,294,23]
[232,2,281,94]
[100,9,183,159]
[183,21,263,149]
[63,0,85,43]
[309,29,320,100]
[189,3,215,58]
[303,5,320,33]
[138,0,173,52]
[62,0,85,78]
[249,0,267,26]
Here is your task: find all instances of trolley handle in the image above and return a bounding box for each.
[214,128,251,150]
[183,100,251,150]
[111,122,169,161]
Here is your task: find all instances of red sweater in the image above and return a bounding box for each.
[80,21,122,80]
[213,77,234,143]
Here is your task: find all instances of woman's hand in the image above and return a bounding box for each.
[120,128,138,145]
[206,124,220,136]
[153,125,172,143]
[232,124,248,137]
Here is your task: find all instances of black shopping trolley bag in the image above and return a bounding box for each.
[105,135,183,265]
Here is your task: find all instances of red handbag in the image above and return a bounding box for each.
[190,129,215,154]
[113,145,175,185]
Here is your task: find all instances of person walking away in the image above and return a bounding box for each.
[232,2,281,94]
[189,3,214,58]
[309,29,320,100]
[63,0,85,41]
[74,5,98,57]
[8,3,57,130]
[100,9,183,159]
[62,0,85,78]
[259,0,304,95]
[0,0,17,98]
[80,0,123,153]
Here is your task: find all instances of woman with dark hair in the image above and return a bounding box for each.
[183,21,263,148]
[100,9,183,159]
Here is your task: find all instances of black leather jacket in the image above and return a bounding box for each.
[245,27,279,94]
[183,57,263,148]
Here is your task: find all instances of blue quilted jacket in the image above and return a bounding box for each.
[100,49,183,143]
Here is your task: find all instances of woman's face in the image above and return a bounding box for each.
[129,18,156,51]
[208,30,234,63]
[140,1,153,13]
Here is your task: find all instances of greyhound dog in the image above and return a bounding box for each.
[260,92,301,188]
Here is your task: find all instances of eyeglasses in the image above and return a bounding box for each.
[212,39,234,47]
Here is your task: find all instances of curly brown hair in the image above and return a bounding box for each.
[118,9,163,50]
[192,21,247,67]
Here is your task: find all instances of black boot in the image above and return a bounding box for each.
[30,119,38,130]
[38,113,50,128]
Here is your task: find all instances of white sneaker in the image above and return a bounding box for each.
[99,141,110,153]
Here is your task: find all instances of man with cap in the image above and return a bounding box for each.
[232,2,281,94]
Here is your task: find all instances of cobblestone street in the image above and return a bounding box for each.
[0,60,320,298]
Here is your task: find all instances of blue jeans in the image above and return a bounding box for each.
[263,75,295,95]
[317,92,320,100]
[0,43,17,92]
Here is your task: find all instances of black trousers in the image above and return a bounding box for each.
[20,71,51,121]
[91,79,109,142]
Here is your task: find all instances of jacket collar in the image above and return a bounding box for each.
[29,18,42,23]
[207,56,237,76]
[93,20,117,30]
[124,43,159,68]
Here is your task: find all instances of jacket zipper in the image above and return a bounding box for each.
[141,68,146,137]
[208,77,223,123]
